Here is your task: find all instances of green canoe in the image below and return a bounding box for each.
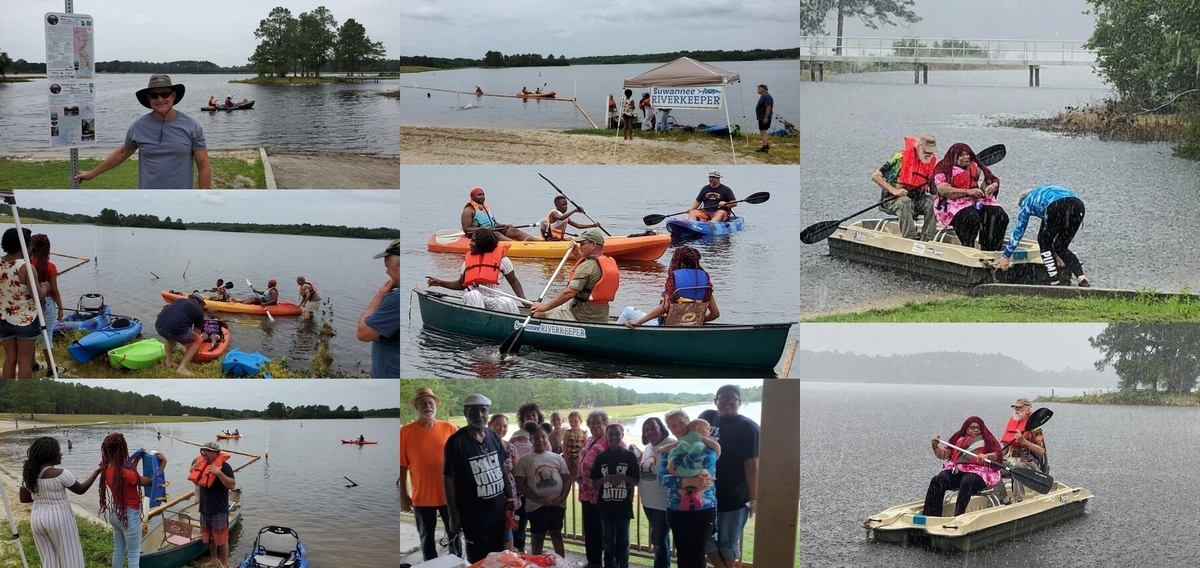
[415,290,795,370]
[109,338,165,370]
[140,489,242,568]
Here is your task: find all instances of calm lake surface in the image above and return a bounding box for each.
[399,165,800,378]
[0,74,400,156]
[800,67,1200,315]
[400,61,799,131]
[0,418,400,568]
[17,222,396,376]
[800,381,1200,566]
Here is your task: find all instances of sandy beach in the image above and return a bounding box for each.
[401,126,777,165]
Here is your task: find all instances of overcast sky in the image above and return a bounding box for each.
[799,324,1108,371]
[570,379,763,395]
[1,0,399,68]
[70,379,399,411]
[15,190,399,228]
[401,0,800,60]
[819,0,1096,41]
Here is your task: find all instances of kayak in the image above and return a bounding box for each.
[222,349,270,377]
[216,434,242,440]
[516,91,555,98]
[194,326,232,364]
[108,338,165,370]
[201,100,255,111]
[237,526,308,568]
[702,124,731,135]
[341,439,377,445]
[68,316,143,363]
[54,304,112,334]
[666,217,746,239]
[427,232,671,261]
[160,291,303,316]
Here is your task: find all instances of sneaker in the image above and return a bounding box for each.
[757,145,769,153]
[45,366,64,377]
[1077,278,1091,288]
[30,362,41,372]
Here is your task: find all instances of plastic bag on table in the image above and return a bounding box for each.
[467,551,529,568]
[518,552,566,567]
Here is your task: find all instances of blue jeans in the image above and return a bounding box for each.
[600,516,630,568]
[108,507,141,568]
[706,505,749,560]
[643,507,671,568]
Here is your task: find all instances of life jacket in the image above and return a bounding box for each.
[568,256,619,305]
[668,269,710,302]
[950,162,980,190]
[950,435,986,465]
[187,452,230,488]
[462,243,511,287]
[262,286,278,303]
[897,136,937,190]
[298,281,318,297]
[215,287,228,301]
[465,201,496,228]
[203,318,221,335]
[543,210,568,240]
[1000,415,1028,446]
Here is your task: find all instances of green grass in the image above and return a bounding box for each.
[805,294,1200,322]
[1038,390,1200,406]
[0,156,267,189]
[400,66,441,74]
[562,128,799,164]
[0,514,212,568]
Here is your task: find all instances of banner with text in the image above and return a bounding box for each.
[650,86,723,110]
[45,13,96,149]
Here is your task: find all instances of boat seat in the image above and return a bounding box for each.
[251,528,300,567]
[162,514,196,548]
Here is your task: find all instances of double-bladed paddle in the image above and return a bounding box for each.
[499,245,574,357]
[800,143,1007,244]
[539,173,610,236]
[643,191,771,226]
[246,278,275,322]
[938,439,1054,494]
[435,224,539,245]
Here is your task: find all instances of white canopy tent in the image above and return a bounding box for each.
[622,57,744,163]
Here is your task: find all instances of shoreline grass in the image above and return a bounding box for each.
[806,294,1200,323]
[0,155,267,189]
[1038,389,1200,406]
[563,127,798,164]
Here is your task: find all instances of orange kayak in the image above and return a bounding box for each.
[516,91,555,98]
[426,232,671,261]
[194,327,232,363]
[160,291,303,315]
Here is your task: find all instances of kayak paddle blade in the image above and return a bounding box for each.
[1010,466,1054,494]
[800,220,841,244]
[499,327,524,357]
[977,144,1006,166]
[743,191,770,204]
[643,214,668,226]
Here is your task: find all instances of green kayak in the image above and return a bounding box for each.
[108,338,165,370]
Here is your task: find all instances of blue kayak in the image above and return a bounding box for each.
[702,124,730,135]
[223,349,270,377]
[68,316,142,363]
[238,526,308,568]
[666,216,746,239]
[54,304,112,334]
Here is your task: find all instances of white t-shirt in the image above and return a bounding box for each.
[638,436,676,511]
[460,257,515,291]
[514,451,571,512]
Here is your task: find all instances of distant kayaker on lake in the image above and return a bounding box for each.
[75,75,210,189]
[462,187,537,241]
[871,134,938,242]
[688,170,737,222]
[995,185,1090,287]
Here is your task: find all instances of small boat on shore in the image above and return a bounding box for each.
[238,525,308,568]
[54,294,111,334]
[427,231,672,261]
[517,91,555,98]
[666,217,745,240]
[108,338,165,370]
[827,218,1050,287]
[140,490,243,568]
[67,316,142,363]
[864,481,1092,552]
[201,100,255,111]
[415,289,795,370]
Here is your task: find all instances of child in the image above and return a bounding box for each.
[590,423,640,568]
[660,419,721,511]
[548,411,566,454]
[540,196,598,241]
[564,410,587,480]
[200,309,223,350]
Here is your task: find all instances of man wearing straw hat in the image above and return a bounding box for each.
[76,74,211,189]
[401,387,461,561]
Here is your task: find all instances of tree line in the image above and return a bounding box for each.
[263,402,397,419]
[249,6,385,77]
[401,47,800,70]
[1091,323,1200,396]
[0,55,404,77]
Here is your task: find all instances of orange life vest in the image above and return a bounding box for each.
[465,201,496,228]
[897,136,937,190]
[1000,415,1028,446]
[950,162,980,189]
[462,243,511,287]
[187,452,230,488]
[544,211,568,240]
[567,255,619,305]
[298,281,318,297]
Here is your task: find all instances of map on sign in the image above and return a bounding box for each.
[44,13,94,79]
[45,13,97,149]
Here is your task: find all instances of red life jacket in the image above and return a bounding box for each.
[567,255,619,305]
[187,452,230,488]
[897,136,937,190]
[1000,415,1028,446]
[462,243,511,287]
[950,162,980,189]
[298,281,318,297]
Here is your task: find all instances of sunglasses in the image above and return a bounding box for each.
[148,90,174,100]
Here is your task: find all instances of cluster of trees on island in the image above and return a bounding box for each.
[249,6,386,77]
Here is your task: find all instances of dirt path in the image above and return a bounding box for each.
[267,152,398,189]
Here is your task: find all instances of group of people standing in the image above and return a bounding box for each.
[400,385,760,568]
[871,134,1091,286]
[0,227,66,378]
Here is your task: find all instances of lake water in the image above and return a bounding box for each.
[399,165,800,378]
[0,417,400,568]
[621,401,762,438]
[16,222,397,376]
[0,74,400,156]
[799,67,1200,315]
[800,381,1200,566]
[399,61,800,131]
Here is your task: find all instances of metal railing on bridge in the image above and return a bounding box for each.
[802,36,1096,66]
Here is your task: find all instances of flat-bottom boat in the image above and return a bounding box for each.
[140,490,243,568]
[863,481,1092,552]
[827,218,1050,287]
[415,289,795,370]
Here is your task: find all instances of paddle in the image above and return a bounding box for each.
[246,279,275,322]
[937,439,1054,494]
[498,245,574,357]
[480,287,533,306]
[800,143,1007,245]
[642,191,771,226]
[435,224,539,245]
[538,173,610,236]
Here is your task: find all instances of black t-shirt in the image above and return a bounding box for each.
[710,413,760,512]
[756,92,774,120]
[590,447,640,520]
[444,426,509,525]
[694,184,736,211]
[198,463,234,515]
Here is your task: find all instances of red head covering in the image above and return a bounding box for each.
[932,142,999,191]
[948,415,1001,468]
[470,187,485,197]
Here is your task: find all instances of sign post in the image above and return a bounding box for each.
[45,1,95,188]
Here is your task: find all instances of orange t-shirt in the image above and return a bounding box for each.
[400,419,459,507]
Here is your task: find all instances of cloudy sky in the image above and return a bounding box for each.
[15,190,399,228]
[70,379,399,411]
[401,0,800,60]
[817,0,1096,41]
[800,324,1108,371]
[1,0,399,68]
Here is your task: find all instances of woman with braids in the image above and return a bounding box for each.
[18,437,102,568]
[99,433,162,568]
[618,245,719,328]
[29,234,64,378]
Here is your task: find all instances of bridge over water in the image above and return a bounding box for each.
[801,36,1097,86]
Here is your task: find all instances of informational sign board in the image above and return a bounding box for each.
[45,12,96,149]
[649,86,723,110]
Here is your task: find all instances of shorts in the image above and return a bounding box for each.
[199,512,229,546]
[0,319,39,341]
[527,505,565,535]
[693,209,712,222]
[758,118,771,131]
[302,297,323,314]
[156,324,199,345]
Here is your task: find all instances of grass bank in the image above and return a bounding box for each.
[0,155,267,189]
[564,128,799,164]
[1038,390,1200,406]
[994,99,1187,144]
[400,66,440,74]
[806,294,1200,322]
